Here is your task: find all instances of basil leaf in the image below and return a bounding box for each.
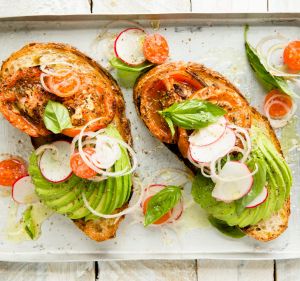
[208,215,246,239]
[43,101,72,134]
[144,185,182,226]
[244,25,296,98]
[159,99,226,135]
[235,159,267,215]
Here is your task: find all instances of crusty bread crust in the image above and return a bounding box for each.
[1,43,132,242]
[134,61,290,242]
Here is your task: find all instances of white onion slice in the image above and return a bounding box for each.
[35,144,58,157]
[82,176,143,219]
[40,73,53,93]
[40,61,74,77]
[228,124,252,163]
[264,97,297,129]
[73,118,138,177]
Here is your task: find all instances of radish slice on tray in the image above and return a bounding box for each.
[212,161,253,202]
[12,175,39,204]
[189,127,236,164]
[141,184,183,225]
[114,28,146,65]
[39,141,72,183]
[246,186,268,208]
[189,116,227,147]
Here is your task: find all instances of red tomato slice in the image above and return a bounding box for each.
[264,89,293,118]
[44,72,80,98]
[143,34,169,64]
[0,158,27,186]
[70,147,97,179]
[283,41,300,71]
[143,196,172,225]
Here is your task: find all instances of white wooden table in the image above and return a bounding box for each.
[0,0,299,280]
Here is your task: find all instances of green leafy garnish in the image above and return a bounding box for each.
[43,100,72,134]
[244,25,296,97]
[235,158,267,215]
[208,216,246,239]
[158,99,226,136]
[22,206,36,240]
[110,57,153,88]
[144,185,182,226]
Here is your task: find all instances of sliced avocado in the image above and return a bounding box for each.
[125,175,132,203]
[102,175,116,214]
[110,158,123,212]
[71,181,105,219]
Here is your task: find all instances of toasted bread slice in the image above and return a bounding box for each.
[134,61,290,242]
[0,43,132,242]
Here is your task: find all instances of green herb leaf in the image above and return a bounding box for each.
[43,101,72,134]
[22,206,36,240]
[110,57,154,88]
[244,25,296,98]
[158,99,226,136]
[144,185,182,226]
[235,159,267,215]
[208,215,246,238]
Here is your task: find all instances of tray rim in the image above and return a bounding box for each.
[0,12,299,262]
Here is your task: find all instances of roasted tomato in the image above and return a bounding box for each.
[135,65,204,144]
[0,157,27,186]
[0,67,116,138]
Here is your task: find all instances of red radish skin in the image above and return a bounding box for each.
[39,140,73,183]
[12,175,39,204]
[246,187,268,208]
[189,127,236,164]
[114,28,146,66]
[189,117,227,147]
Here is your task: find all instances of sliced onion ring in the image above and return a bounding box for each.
[40,61,74,77]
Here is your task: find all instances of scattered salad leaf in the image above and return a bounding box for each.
[110,57,153,88]
[158,99,226,136]
[208,215,246,239]
[43,101,72,134]
[244,25,297,98]
[235,159,267,215]
[144,185,182,226]
[22,206,36,239]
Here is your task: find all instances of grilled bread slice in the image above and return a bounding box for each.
[134,61,290,242]
[0,43,132,242]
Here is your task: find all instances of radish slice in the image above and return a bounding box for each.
[39,141,72,183]
[246,187,268,208]
[12,175,39,204]
[189,117,227,147]
[142,184,166,206]
[212,161,253,202]
[114,28,146,65]
[169,199,183,222]
[189,127,236,164]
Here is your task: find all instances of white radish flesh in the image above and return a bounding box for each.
[212,161,253,202]
[189,127,236,164]
[12,175,39,204]
[114,28,146,65]
[189,116,227,147]
[246,186,268,208]
[39,141,72,183]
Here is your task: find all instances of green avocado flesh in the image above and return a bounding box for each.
[29,125,132,221]
[191,126,292,228]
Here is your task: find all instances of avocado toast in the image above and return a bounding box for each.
[133,61,292,241]
[0,43,134,242]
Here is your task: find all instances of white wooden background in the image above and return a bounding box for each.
[0,0,299,280]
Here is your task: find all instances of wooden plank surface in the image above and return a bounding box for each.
[92,0,191,13]
[97,260,197,281]
[268,0,300,12]
[0,0,90,17]
[197,260,274,281]
[0,262,95,281]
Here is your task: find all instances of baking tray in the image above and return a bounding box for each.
[0,13,299,262]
